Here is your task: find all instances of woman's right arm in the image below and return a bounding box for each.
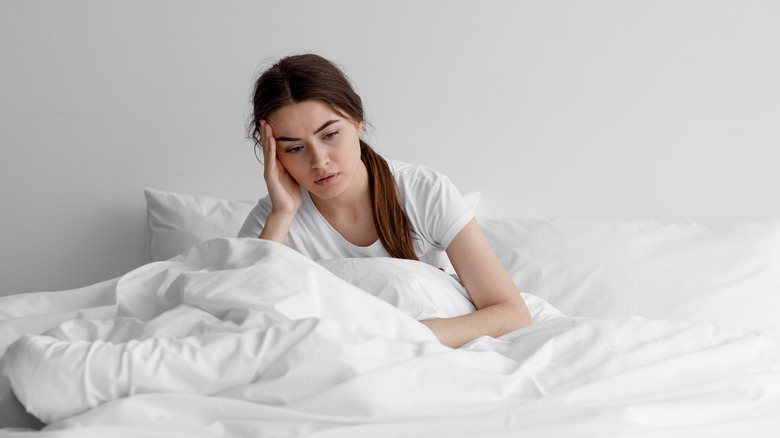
[257,120,302,242]
[258,211,295,242]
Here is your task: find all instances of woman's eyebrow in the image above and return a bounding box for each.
[276,119,340,142]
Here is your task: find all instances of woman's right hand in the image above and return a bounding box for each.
[260,120,302,216]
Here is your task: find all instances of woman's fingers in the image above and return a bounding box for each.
[261,121,278,179]
[258,121,300,214]
[261,121,274,162]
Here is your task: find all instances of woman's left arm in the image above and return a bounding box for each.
[420,218,533,348]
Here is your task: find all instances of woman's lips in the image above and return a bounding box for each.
[314,173,339,186]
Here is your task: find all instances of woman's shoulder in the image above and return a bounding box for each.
[387,159,450,186]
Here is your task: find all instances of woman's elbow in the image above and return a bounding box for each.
[489,299,533,338]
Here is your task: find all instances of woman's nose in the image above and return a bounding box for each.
[310,144,329,168]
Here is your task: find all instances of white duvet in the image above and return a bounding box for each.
[2,238,779,437]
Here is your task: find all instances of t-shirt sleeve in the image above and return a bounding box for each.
[402,171,474,251]
[430,176,474,249]
[237,196,272,238]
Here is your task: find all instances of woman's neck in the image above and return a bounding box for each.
[310,161,378,247]
[310,161,371,221]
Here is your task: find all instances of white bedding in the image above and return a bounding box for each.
[1,237,779,437]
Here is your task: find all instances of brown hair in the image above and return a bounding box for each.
[249,54,418,261]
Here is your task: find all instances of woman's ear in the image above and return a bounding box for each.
[357,121,364,137]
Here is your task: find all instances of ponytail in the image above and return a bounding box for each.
[360,141,419,261]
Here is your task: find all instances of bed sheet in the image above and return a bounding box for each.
[1,238,779,437]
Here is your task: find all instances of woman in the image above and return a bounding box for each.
[239,54,532,348]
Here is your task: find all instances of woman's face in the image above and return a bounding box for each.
[266,100,364,201]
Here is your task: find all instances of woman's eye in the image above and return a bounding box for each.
[323,130,339,140]
[285,146,304,154]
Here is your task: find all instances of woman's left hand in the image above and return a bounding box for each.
[424,219,533,348]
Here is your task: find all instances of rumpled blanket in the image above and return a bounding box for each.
[2,238,779,437]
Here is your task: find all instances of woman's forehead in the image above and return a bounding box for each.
[270,101,340,127]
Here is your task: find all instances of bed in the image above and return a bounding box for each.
[1,188,778,437]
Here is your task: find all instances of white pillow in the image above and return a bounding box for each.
[317,257,563,323]
[479,218,780,334]
[144,188,254,262]
[145,189,480,264]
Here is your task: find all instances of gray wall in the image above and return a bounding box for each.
[2,0,779,296]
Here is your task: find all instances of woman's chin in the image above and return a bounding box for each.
[307,185,346,201]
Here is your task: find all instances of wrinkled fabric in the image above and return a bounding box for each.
[2,238,779,437]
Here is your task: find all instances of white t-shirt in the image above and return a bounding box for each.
[237,160,473,271]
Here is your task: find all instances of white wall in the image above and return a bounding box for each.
[2,0,779,296]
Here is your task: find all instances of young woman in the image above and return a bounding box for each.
[238,54,532,348]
